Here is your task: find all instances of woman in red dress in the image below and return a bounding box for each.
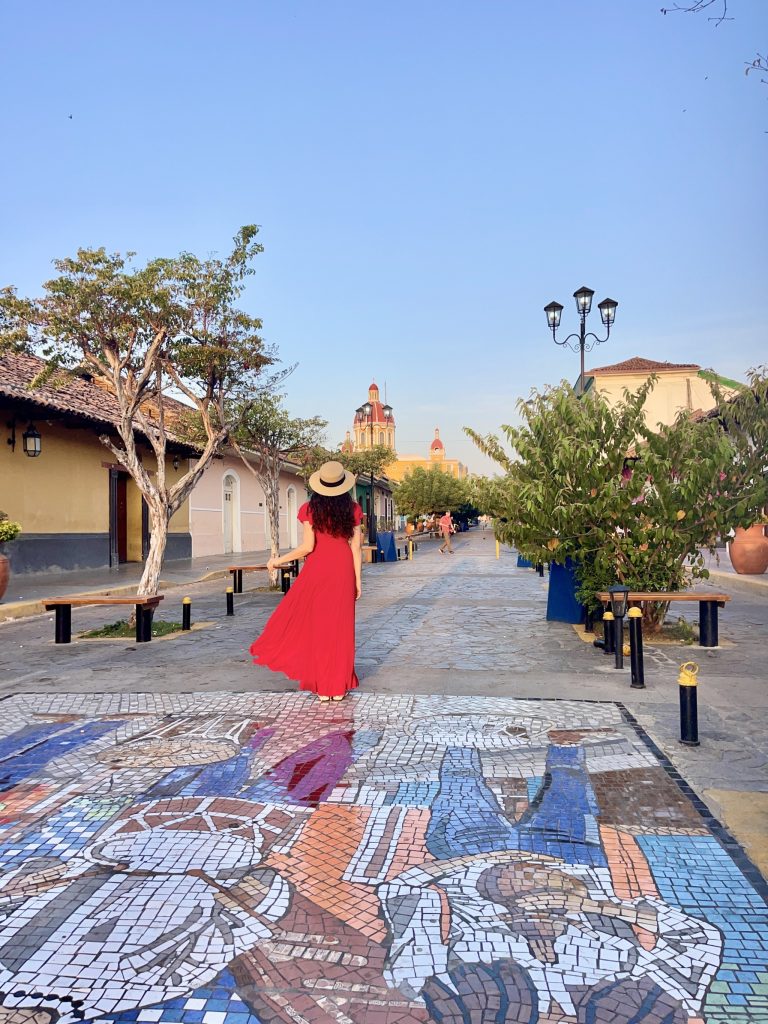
[250,461,363,702]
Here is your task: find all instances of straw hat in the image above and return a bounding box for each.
[309,460,356,496]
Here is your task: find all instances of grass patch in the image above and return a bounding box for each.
[594,615,698,645]
[80,619,184,639]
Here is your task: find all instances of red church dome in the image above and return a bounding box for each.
[353,380,396,426]
[430,427,444,451]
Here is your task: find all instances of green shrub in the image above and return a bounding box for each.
[0,512,22,544]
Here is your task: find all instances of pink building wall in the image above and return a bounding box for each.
[189,454,308,558]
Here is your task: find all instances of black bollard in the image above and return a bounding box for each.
[54,605,72,644]
[182,597,192,631]
[602,610,615,656]
[226,586,234,616]
[584,609,594,634]
[280,567,291,594]
[678,662,700,746]
[628,607,645,688]
[614,615,625,669]
[699,600,719,648]
[536,563,544,577]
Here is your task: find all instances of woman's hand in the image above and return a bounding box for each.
[356,580,362,600]
[267,558,279,574]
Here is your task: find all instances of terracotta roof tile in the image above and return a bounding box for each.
[0,351,196,449]
[587,356,701,375]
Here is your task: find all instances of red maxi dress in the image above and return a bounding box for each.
[249,501,362,697]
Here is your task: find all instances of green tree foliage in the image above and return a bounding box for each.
[297,444,396,483]
[466,375,768,629]
[469,475,511,519]
[709,366,768,510]
[393,467,470,519]
[0,227,276,594]
[230,394,327,562]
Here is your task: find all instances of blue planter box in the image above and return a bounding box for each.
[546,558,586,624]
[517,554,533,568]
[376,531,397,562]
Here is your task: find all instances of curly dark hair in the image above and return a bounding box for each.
[308,492,358,538]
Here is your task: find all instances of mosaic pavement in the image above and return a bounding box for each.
[0,692,767,1024]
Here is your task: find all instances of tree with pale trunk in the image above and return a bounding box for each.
[229,394,327,568]
[0,226,279,596]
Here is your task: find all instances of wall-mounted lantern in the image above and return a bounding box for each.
[7,420,42,457]
[22,423,41,457]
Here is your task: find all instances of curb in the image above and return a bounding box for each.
[706,567,768,592]
[1,577,179,623]
[0,566,273,624]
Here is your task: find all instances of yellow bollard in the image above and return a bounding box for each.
[678,661,700,746]
[495,539,500,560]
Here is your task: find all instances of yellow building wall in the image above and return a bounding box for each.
[0,418,110,532]
[591,372,733,430]
[0,412,189,543]
[387,458,468,482]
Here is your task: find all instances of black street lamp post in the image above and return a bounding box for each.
[545,288,618,395]
[356,401,394,545]
[608,584,630,670]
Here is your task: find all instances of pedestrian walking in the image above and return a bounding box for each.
[250,461,363,703]
[438,509,455,554]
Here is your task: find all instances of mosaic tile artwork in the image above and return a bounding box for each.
[0,692,766,1024]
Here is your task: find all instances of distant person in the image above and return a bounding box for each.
[438,510,455,554]
[250,461,363,703]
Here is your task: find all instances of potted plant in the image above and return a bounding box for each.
[0,512,22,602]
[728,514,768,575]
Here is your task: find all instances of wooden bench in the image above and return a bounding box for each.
[43,595,164,645]
[362,544,378,564]
[228,564,269,593]
[229,561,299,594]
[596,591,731,648]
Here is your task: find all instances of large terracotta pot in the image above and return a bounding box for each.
[728,524,768,575]
[0,553,9,602]
[405,523,415,535]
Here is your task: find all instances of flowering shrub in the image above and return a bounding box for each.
[467,371,768,630]
[0,512,22,544]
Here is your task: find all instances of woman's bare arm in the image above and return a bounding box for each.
[350,524,363,599]
[267,522,316,572]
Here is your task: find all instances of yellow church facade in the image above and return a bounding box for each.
[385,428,468,482]
[341,382,468,482]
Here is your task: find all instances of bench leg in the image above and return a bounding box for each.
[699,601,718,647]
[54,605,72,644]
[280,568,292,594]
[136,606,155,643]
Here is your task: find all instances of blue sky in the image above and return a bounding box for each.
[1,0,765,473]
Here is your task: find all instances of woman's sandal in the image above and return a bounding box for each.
[318,695,331,703]
[331,695,345,702]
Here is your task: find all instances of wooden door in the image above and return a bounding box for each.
[109,469,129,565]
[116,475,128,562]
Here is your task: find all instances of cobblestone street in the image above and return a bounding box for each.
[1,532,767,1022]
